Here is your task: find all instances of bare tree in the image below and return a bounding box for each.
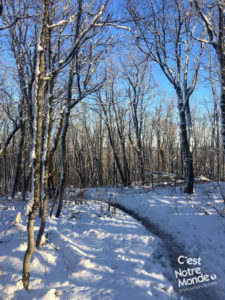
[22,0,49,289]
[127,0,205,193]
[122,56,152,184]
[192,0,225,156]
[1,0,39,197]
[97,72,132,187]
[207,49,220,180]
[55,0,111,218]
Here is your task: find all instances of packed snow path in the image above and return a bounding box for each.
[1,197,177,300]
[101,183,225,300]
[112,202,219,300]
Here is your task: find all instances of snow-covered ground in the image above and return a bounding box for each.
[0,182,225,299]
[91,182,225,300]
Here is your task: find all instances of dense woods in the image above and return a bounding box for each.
[0,0,224,289]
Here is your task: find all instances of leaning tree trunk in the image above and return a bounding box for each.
[22,0,48,289]
[55,107,70,218]
[55,58,75,218]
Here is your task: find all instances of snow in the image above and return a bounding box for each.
[47,14,78,30]
[87,183,225,299]
[38,45,43,51]
[0,182,225,299]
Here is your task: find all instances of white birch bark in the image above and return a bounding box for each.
[22,0,49,289]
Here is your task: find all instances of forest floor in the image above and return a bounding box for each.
[0,182,225,299]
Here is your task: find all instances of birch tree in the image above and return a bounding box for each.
[34,0,112,250]
[22,0,49,290]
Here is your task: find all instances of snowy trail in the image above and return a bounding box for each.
[112,202,218,300]
[1,183,224,300]
[0,198,177,300]
[91,183,225,300]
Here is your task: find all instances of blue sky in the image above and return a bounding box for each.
[107,0,218,115]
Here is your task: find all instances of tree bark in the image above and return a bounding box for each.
[178,94,194,193]
[22,0,49,289]
[55,58,74,218]
[36,76,55,248]
[11,98,26,198]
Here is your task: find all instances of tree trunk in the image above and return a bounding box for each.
[36,78,54,248]
[220,65,225,155]
[138,147,145,185]
[11,118,26,198]
[22,205,40,289]
[55,111,70,218]
[22,0,49,289]
[55,58,74,218]
[177,93,194,194]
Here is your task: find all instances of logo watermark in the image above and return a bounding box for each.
[174,255,217,293]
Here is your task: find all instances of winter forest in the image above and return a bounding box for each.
[0,0,225,299]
